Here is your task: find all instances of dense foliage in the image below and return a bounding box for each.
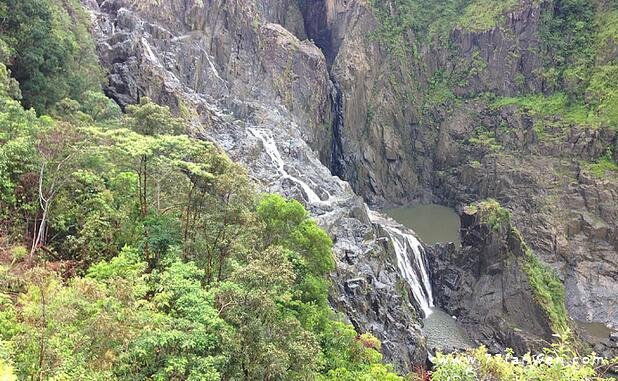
[0,0,103,113]
[0,2,403,377]
[0,66,403,380]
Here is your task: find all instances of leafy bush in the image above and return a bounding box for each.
[581,147,618,178]
[432,341,617,380]
[468,127,503,153]
[475,199,511,231]
[457,0,518,32]
[0,0,103,112]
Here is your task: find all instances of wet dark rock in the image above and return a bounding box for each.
[428,209,554,355]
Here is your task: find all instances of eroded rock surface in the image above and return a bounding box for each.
[428,210,554,354]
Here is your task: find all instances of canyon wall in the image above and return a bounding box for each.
[84,0,617,368]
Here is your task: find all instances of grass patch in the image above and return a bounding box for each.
[468,127,502,152]
[581,147,618,178]
[457,0,518,32]
[585,64,618,127]
[522,247,570,334]
[492,93,604,127]
[510,227,570,335]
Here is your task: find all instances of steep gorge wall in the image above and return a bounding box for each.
[298,0,618,334]
[428,207,556,355]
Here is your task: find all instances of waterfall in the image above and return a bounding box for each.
[368,209,434,318]
[249,126,434,317]
[249,128,323,204]
[385,225,434,317]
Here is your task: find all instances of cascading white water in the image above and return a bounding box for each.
[386,225,434,317]
[250,127,434,317]
[367,209,434,318]
[249,128,323,204]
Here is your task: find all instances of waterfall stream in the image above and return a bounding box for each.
[366,209,435,318]
[249,128,324,204]
[249,126,435,318]
[330,78,346,177]
[384,225,434,317]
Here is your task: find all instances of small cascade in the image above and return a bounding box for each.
[249,128,323,204]
[141,37,162,67]
[385,225,434,317]
[368,210,434,318]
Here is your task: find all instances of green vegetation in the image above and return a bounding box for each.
[494,0,618,129]
[0,3,403,378]
[522,245,570,334]
[468,127,503,153]
[0,63,403,379]
[423,69,458,111]
[0,359,17,381]
[470,199,511,231]
[432,342,616,381]
[369,0,519,54]
[510,225,570,335]
[539,0,596,88]
[595,8,618,63]
[456,0,518,32]
[581,147,618,178]
[492,93,597,126]
[0,0,103,113]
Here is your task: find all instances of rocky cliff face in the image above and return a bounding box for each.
[84,0,617,368]
[297,0,618,335]
[428,208,555,354]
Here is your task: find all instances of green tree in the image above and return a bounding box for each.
[217,246,322,380]
[0,0,103,112]
[126,97,184,136]
[115,260,228,381]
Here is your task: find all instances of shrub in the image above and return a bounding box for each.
[431,340,616,380]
